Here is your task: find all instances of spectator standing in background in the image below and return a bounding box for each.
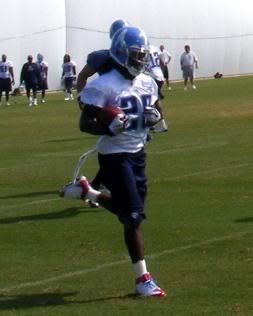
[159,45,172,90]
[180,45,198,90]
[36,54,48,104]
[0,54,14,106]
[62,54,76,101]
[20,55,41,106]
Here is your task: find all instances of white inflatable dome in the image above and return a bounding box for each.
[1,0,253,90]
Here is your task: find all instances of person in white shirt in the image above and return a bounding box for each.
[0,54,14,106]
[159,45,172,90]
[180,45,198,90]
[147,45,168,132]
[62,54,76,101]
[37,54,48,103]
[59,26,166,298]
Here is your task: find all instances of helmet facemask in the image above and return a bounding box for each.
[110,26,150,77]
[126,47,150,76]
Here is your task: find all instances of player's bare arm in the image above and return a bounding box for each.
[77,65,96,93]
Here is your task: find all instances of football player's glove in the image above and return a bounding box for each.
[96,106,129,136]
[144,106,161,127]
[108,113,129,135]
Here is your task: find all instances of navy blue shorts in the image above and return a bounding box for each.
[25,82,38,91]
[155,79,164,100]
[0,78,12,92]
[162,66,169,80]
[38,78,48,90]
[98,149,147,227]
[64,77,74,90]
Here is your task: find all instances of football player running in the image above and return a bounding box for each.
[60,26,166,298]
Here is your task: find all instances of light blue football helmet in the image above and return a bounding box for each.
[109,19,129,39]
[110,26,150,77]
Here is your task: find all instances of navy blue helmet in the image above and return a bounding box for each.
[109,19,130,39]
[110,26,150,77]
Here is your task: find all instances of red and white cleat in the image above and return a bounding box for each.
[59,176,90,199]
[135,273,166,297]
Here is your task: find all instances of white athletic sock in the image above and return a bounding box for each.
[133,259,148,279]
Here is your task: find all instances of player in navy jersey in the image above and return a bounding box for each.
[60,26,166,298]
[20,55,41,106]
[76,19,129,93]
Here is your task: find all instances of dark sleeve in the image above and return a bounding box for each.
[73,66,76,76]
[20,64,26,83]
[87,50,111,73]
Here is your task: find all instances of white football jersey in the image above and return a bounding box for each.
[80,69,158,154]
[37,60,48,79]
[146,45,164,82]
[62,61,76,78]
[159,50,171,65]
[0,60,14,79]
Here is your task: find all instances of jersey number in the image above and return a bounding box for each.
[150,52,160,67]
[0,66,7,73]
[120,95,152,130]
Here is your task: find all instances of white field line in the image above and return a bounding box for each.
[0,162,250,212]
[153,163,250,182]
[0,230,250,293]
[147,141,228,155]
[0,141,228,171]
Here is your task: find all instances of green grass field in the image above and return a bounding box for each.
[0,76,253,315]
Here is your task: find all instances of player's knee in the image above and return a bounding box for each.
[121,211,146,229]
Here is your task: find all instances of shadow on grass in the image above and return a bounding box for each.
[43,137,84,143]
[0,207,102,224]
[234,217,253,223]
[0,291,79,310]
[0,292,138,310]
[43,135,95,143]
[0,191,58,200]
